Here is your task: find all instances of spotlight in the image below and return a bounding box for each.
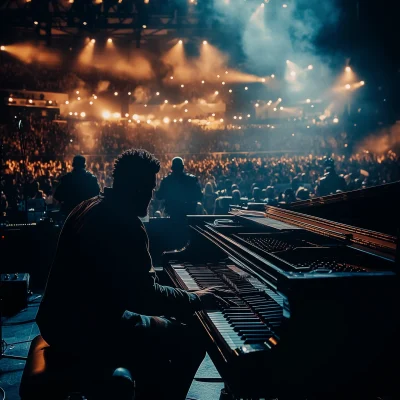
[345,66,351,72]
[360,81,365,85]
[164,100,168,103]
[91,39,96,43]
[280,106,283,110]
[255,103,259,107]
[184,109,188,112]
[244,87,248,90]
[77,97,81,100]
[215,91,219,95]
[238,116,242,120]
[278,98,282,102]
[163,117,170,124]
[83,22,87,26]
[76,90,79,94]
[286,60,290,64]
[181,84,184,88]
[184,100,188,104]
[65,101,69,104]
[201,80,205,84]
[333,117,339,123]
[222,82,225,85]
[306,99,311,103]
[102,111,110,119]
[261,78,266,82]
[271,74,275,78]
[229,89,232,93]
[147,119,151,124]
[34,21,39,25]
[203,40,207,45]
[48,100,53,104]
[107,38,112,43]
[282,3,287,7]
[0,46,5,51]
[220,118,224,122]
[74,112,78,116]
[179,118,183,122]
[114,92,118,96]
[290,71,296,77]
[225,71,228,74]
[188,119,192,122]
[170,76,174,80]
[247,114,251,117]
[93,95,97,99]
[142,25,147,29]
[308,65,313,70]
[89,101,93,105]
[178,40,183,44]
[345,84,351,90]
[125,113,129,117]
[156,92,160,96]
[212,113,215,116]
[80,112,86,117]
[8,97,13,103]
[128,92,131,95]
[217,75,220,78]
[273,108,277,111]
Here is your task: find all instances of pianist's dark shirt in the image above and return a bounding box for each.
[36,187,201,350]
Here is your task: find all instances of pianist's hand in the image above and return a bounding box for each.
[195,286,236,310]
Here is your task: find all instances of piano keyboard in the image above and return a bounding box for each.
[169,261,284,354]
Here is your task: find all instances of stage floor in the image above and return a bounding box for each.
[0,293,224,400]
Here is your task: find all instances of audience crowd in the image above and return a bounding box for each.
[1,115,399,222]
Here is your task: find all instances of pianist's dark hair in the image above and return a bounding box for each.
[112,149,160,191]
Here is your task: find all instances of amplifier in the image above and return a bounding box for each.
[0,273,30,316]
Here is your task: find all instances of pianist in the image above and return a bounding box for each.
[37,149,230,399]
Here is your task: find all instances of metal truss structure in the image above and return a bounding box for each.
[0,0,213,46]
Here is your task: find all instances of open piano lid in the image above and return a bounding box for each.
[285,180,400,236]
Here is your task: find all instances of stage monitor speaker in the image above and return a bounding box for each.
[0,273,30,316]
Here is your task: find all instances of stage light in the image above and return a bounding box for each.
[0,46,5,51]
[345,66,351,72]
[255,103,259,107]
[225,71,228,74]
[307,126,310,128]
[80,112,86,117]
[125,113,129,117]
[217,75,220,78]
[215,91,219,95]
[311,105,314,108]
[229,89,232,93]
[233,116,237,119]
[184,100,188,104]
[292,133,295,136]
[173,105,176,108]
[306,99,311,103]
[34,21,39,25]
[290,71,296,77]
[164,100,168,103]
[286,60,290,64]
[93,95,97,99]
[128,92,131,95]
[179,118,183,122]
[184,109,188,112]
[220,118,224,122]
[238,116,242,120]
[113,112,121,118]
[181,84,184,88]
[83,22,87,26]
[245,87,248,90]
[74,112,78,116]
[247,114,251,117]
[271,74,275,78]
[222,82,225,85]
[68,0,73,3]
[308,65,313,70]
[280,106,283,110]
[49,100,53,104]
[163,117,170,124]
[203,40,207,45]
[65,101,69,104]
[132,114,139,120]
[360,81,365,85]
[273,108,277,111]
[144,104,147,107]
[107,38,112,43]
[89,101,93,105]
[28,99,33,104]
[102,111,110,119]
[278,98,282,102]
[261,3,264,7]
[212,113,215,116]
[77,97,81,100]
[178,40,183,44]
[173,119,177,123]
[261,78,266,82]
[137,120,141,123]
[76,90,79,94]
[345,84,351,90]
[91,39,96,44]
[282,4,287,7]
[333,117,339,123]
[147,119,151,124]
[142,25,147,29]
[69,112,73,115]
[170,76,174,80]
[128,120,131,123]
[201,80,205,84]
[114,92,118,96]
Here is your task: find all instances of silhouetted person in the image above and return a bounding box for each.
[264,186,278,206]
[316,166,347,197]
[54,155,100,217]
[156,157,202,221]
[37,149,229,400]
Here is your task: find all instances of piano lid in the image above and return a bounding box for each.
[285,180,400,236]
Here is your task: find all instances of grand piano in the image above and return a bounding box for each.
[162,184,399,399]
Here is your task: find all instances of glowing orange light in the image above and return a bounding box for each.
[91,39,96,44]
[345,66,351,72]
[80,112,86,117]
[178,40,183,44]
[203,40,207,45]
[0,46,5,51]
[215,91,219,95]
[107,38,112,43]
[114,92,118,96]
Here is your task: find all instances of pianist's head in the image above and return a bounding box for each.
[112,149,161,217]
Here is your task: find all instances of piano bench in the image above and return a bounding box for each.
[19,335,135,400]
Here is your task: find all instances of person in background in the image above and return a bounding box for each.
[54,155,100,218]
